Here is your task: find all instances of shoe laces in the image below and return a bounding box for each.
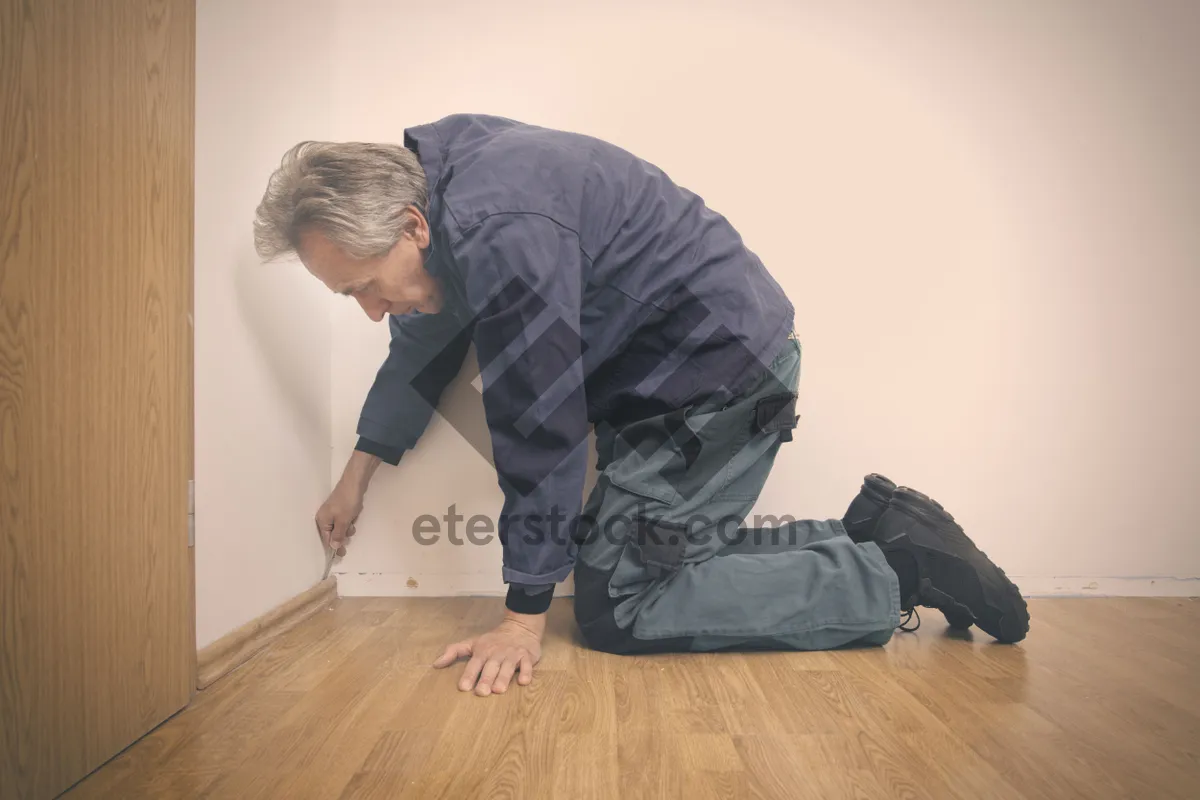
[898,607,921,633]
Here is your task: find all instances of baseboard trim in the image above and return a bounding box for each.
[197,577,336,689]
[334,572,574,598]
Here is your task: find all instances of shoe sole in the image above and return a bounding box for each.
[943,608,974,629]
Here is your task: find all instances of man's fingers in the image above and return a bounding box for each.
[330,517,350,548]
[458,655,485,692]
[433,641,472,668]
[475,657,504,696]
[517,654,535,685]
[490,658,519,694]
[329,515,357,556]
[337,524,355,556]
[316,517,333,548]
[438,641,536,694]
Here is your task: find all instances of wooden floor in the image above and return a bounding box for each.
[65,597,1199,799]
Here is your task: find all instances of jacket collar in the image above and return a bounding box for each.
[404,122,454,285]
[404,122,447,217]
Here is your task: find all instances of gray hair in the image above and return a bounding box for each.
[253,141,428,261]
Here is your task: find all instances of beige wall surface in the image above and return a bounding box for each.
[195,0,336,646]
[202,0,1199,605]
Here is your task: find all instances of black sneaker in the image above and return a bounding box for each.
[843,474,985,633]
[872,487,1030,644]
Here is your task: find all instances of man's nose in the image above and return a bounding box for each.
[355,294,387,322]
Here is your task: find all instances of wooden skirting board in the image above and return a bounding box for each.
[196,578,337,689]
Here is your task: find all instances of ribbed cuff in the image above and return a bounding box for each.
[505,584,554,615]
[355,436,405,466]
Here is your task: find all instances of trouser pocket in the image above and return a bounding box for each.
[753,391,799,441]
[629,514,690,572]
[602,413,688,507]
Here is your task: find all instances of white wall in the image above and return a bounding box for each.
[194,1,337,647]
[247,0,1199,599]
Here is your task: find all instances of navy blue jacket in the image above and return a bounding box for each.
[355,115,794,607]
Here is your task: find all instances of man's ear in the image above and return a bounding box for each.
[405,206,431,249]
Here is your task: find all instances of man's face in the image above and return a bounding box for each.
[298,209,444,321]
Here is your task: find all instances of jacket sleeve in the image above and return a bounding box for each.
[356,307,474,460]
[452,213,590,586]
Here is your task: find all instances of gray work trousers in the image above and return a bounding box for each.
[573,335,901,653]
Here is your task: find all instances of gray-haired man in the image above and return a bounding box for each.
[255,114,1028,697]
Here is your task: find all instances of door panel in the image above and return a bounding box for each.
[0,1,195,797]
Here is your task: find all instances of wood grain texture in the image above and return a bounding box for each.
[0,1,195,797]
[64,597,1200,800]
[197,578,337,689]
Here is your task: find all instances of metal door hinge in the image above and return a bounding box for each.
[187,480,195,547]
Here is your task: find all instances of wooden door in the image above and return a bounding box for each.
[0,2,196,798]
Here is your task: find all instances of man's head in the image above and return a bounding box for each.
[254,141,443,320]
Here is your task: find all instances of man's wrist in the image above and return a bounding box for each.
[503,607,548,635]
[354,436,404,466]
[341,450,381,494]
